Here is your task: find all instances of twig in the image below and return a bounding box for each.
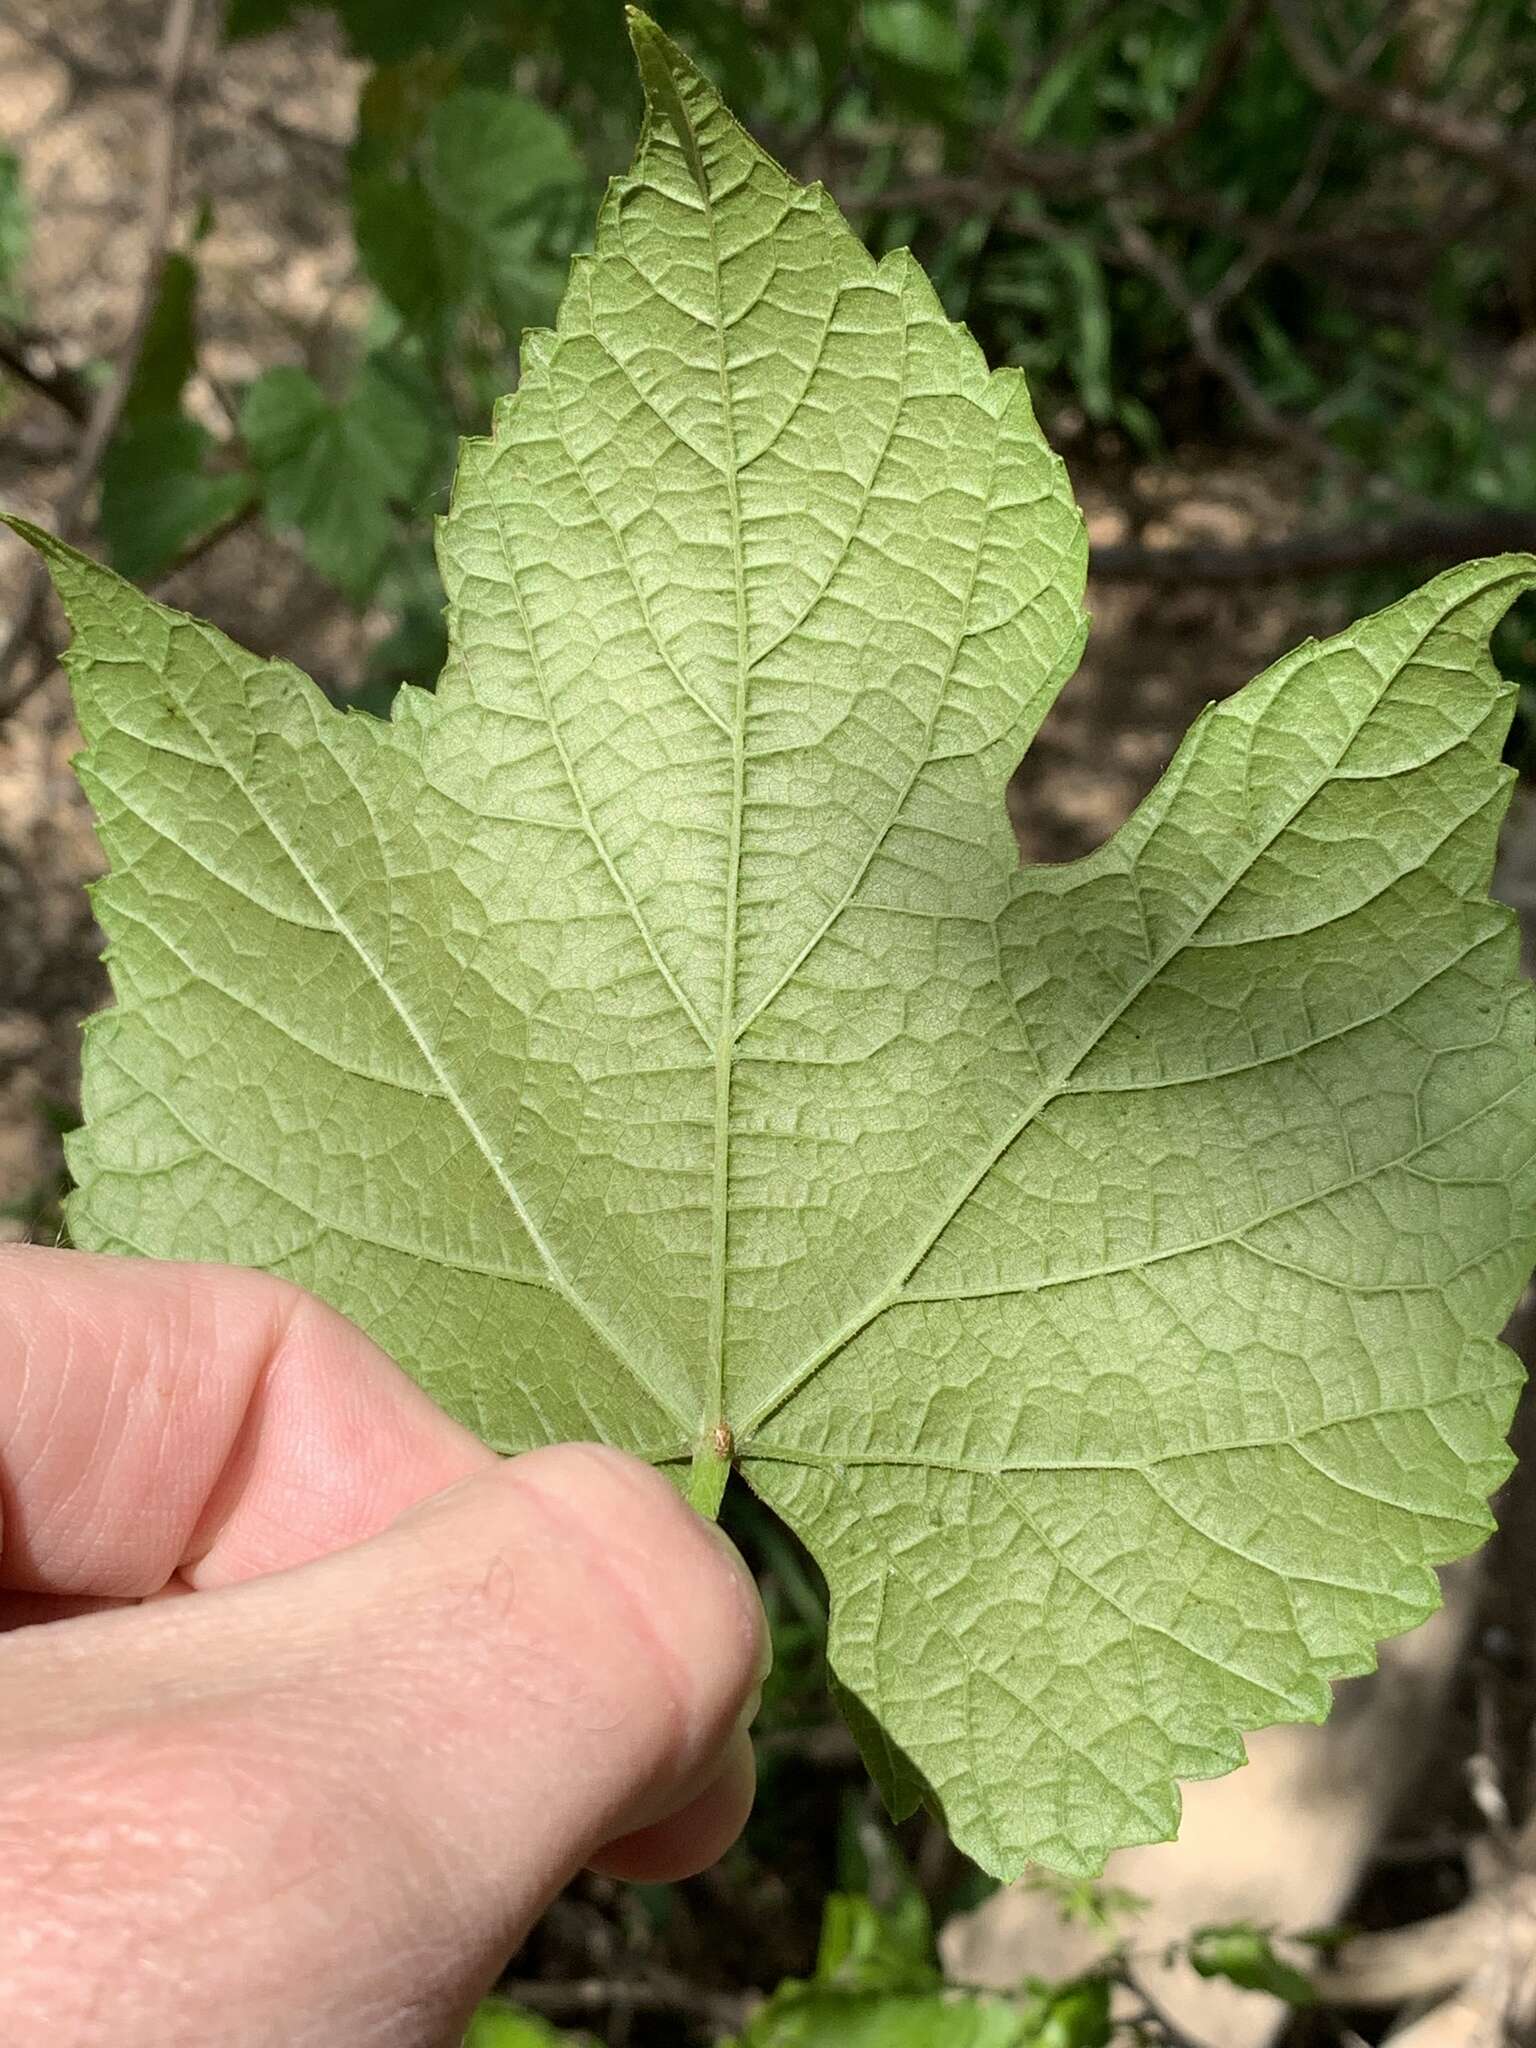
[498,1975,751,2032]
[153,499,259,581]
[1350,1884,1536,2046]
[1120,1966,1214,2048]
[1310,1896,1511,2008]
[1314,1808,1536,2023]
[1466,1684,1514,1857]
[1268,0,1536,200]
[0,321,94,424]
[1199,0,1408,320]
[0,0,203,722]
[1090,509,1536,584]
[1104,196,1356,477]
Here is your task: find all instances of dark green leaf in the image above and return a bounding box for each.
[353,84,584,340]
[351,168,454,337]
[337,0,476,62]
[124,252,198,423]
[221,0,307,40]
[423,88,585,327]
[239,351,444,602]
[98,416,255,583]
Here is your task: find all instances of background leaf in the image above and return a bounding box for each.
[352,85,586,342]
[98,416,255,583]
[1187,1923,1317,2005]
[239,350,445,601]
[0,148,30,319]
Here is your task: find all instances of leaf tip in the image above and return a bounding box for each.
[624,6,721,200]
[624,6,688,93]
[1,509,57,557]
[1,513,115,616]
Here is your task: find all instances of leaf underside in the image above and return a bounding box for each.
[15,13,1536,1876]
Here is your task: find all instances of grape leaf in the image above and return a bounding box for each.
[9,12,1536,1877]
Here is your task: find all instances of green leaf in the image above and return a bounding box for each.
[0,148,28,317]
[351,163,454,338]
[1187,1924,1316,2005]
[863,0,967,80]
[1024,1872,1147,1937]
[13,12,1536,1878]
[223,0,480,57]
[462,2002,583,2046]
[98,416,255,583]
[815,1891,938,1996]
[123,252,199,423]
[732,1986,1030,2048]
[221,0,305,39]
[239,351,444,601]
[1016,1977,1112,2048]
[100,252,257,581]
[353,84,586,339]
[423,88,585,333]
[336,0,478,63]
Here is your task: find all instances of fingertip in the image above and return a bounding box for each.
[585,1724,757,1881]
[503,1443,769,1780]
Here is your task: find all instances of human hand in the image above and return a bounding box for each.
[0,1247,767,2047]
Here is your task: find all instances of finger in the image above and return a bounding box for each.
[0,1245,493,1597]
[0,1591,130,1635]
[0,1443,767,2044]
[587,1724,757,1881]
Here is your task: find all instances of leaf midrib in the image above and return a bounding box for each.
[699,104,749,1451]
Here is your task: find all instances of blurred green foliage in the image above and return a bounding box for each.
[721,1840,1104,2047]
[1187,1924,1317,2006]
[0,149,31,323]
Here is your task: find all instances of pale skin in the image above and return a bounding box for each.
[0,1246,768,2047]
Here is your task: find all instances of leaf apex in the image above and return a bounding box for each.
[625,7,695,97]
[624,6,728,201]
[1,515,127,616]
[2,509,66,561]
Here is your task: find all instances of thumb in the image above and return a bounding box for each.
[0,1444,767,2048]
